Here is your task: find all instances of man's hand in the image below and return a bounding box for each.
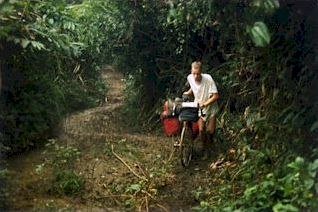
[199,93,219,108]
[183,88,193,96]
[199,101,206,108]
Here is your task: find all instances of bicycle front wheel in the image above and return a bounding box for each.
[180,123,194,167]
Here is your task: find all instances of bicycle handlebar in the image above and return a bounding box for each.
[182,102,206,117]
[181,102,198,108]
[172,101,205,117]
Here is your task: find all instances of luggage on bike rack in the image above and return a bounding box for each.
[178,95,199,122]
[179,107,199,122]
[162,117,180,136]
[160,99,181,136]
[160,97,200,136]
[192,122,199,134]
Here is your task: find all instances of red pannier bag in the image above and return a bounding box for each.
[160,100,180,136]
[162,116,198,136]
[192,122,199,135]
[163,117,180,136]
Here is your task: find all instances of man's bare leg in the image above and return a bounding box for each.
[197,117,206,143]
[206,116,216,142]
[198,117,209,160]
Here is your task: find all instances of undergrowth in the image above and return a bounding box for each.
[36,139,84,197]
[0,159,10,210]
[192,110,318,212]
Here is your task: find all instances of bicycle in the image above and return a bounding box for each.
[174,96,204,167]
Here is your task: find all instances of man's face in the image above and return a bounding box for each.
[191,67,202,82]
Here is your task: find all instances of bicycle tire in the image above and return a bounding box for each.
[180,122,194,167]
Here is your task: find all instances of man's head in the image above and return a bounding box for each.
[191,61,202,82]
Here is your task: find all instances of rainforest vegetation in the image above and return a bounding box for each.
[1,0,318,211]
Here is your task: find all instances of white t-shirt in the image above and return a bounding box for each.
[187,73,218,119]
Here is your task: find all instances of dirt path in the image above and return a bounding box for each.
[6,66,217,211]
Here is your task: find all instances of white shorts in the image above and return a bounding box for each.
[201,102,218,122]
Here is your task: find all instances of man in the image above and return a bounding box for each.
[183,61,219,159]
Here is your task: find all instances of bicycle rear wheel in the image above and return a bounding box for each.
[180,123,194,167]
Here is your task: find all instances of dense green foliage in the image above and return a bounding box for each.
[103,0,318,211]
[0,0,111,153]
[1,0,318,211]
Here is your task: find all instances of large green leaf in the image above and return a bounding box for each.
[249,21,271,47]
[273,202,298,212]
[264,0,280,13]
[310,121,318,132]
[252,0,280,13]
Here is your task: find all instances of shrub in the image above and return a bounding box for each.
[51,170,84,196]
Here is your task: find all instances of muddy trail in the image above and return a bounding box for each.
[5,67,222,211]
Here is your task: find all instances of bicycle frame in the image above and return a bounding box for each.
[178,104,201,167]
[179,120,194,167]
[173,99,204,167]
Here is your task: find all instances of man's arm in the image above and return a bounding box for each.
[183,88,193,96]
[200,92,219,108]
